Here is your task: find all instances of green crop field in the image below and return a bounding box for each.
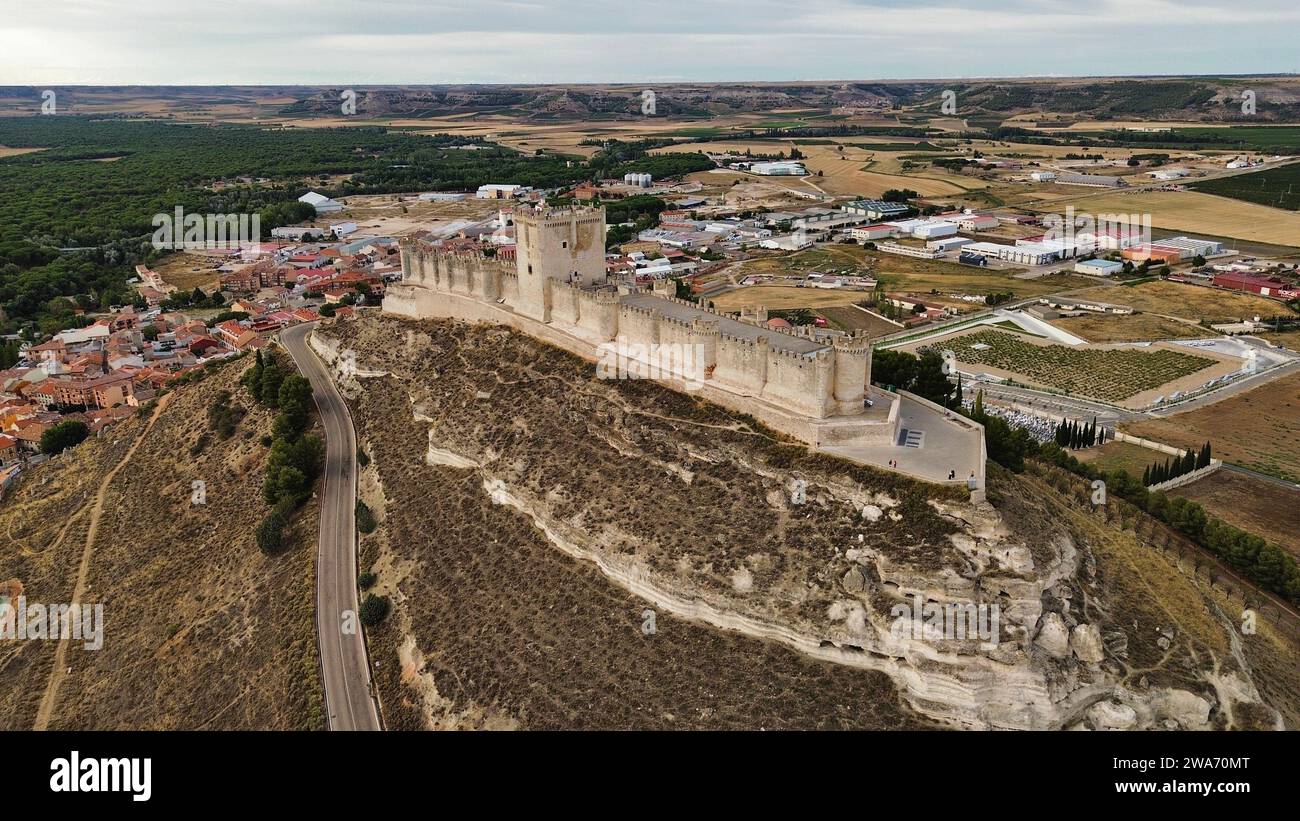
[941,329,1217,402]
[1190,162,1300,211]
[1081,125,1300,154]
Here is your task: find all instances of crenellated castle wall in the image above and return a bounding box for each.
[385,236,898,448]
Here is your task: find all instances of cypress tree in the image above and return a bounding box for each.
[1142,465,1150,486]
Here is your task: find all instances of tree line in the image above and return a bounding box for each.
[241,350,323,555]
[1143,442,1213,486]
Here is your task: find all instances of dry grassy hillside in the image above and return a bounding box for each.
[0,356,323,730]
[320,313,1298,730]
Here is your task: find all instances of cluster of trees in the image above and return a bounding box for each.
[870,349,959,410]
[162,286,225,312]
[1054,417,1106,449]
[39,419,89,455]
[1039,445,1300,603]
[0,339,21,368]
[968,393,1295,601]
[1142,442,1213,486]
[242,351,322,554]
[0,118,622,333]
[881,189,918,203]
[600,195,669,249]
[602,194,667,226]
[584,139,714,181]
[965,390,1034,472]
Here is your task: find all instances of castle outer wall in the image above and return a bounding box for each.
[386,207,898,449]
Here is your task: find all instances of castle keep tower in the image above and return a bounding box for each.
[831,332,872,416]
[514,205,606,323]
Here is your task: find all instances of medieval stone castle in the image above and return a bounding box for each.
[383,205,904,449]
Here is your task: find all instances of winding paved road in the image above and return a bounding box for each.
[281,322,382,732]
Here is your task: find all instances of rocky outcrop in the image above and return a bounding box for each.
[1070,624,1105,664]
[1035,613,1071,659]
[313,315,1290,732]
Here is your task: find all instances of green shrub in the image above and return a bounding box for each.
[256,510,287,555]
[359,594,389,626]
[39,419,89,455]
[357,571,377,590]
[355,500,377,534]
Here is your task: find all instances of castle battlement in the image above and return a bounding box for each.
[384,204,891,434]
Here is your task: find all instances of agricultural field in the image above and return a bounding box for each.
[1175,471,1300,561]
[708,284,869,311]
[1123,370,1300,483]
[152,252,223,292]
[1049,312,1207,343]
[652,139,982,198]
[1191,162,1300,211]
[1101,125,1300,153]
[1034,188,1300,248]
[1069,280,1298,324]
[932,328,1219,403]
[815,305,902,337]
[733,244,1094,305]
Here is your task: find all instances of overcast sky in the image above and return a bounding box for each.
[1,0,1296,84]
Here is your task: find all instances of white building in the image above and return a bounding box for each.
[749,161,808,176]
[911,220,959,240]
[850,225,895,242]
[759,232,813,251]
[965,241,1062,266]
[476,184,531,199]
[1148,168,1190,181]
[876,241,942,260]
[271,226,319,240]
[1030,171,1056,182]
[928,236,974,252]
[1055,173,1127,189]
[299,191,344,213]
[1075,258,1125,276]
[952,214,1000,231]
[327,220,358,238]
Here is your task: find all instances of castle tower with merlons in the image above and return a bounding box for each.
[384,204,904,452]
[514,206,606,323]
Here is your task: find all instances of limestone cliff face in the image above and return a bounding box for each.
[313,315,1287,731]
